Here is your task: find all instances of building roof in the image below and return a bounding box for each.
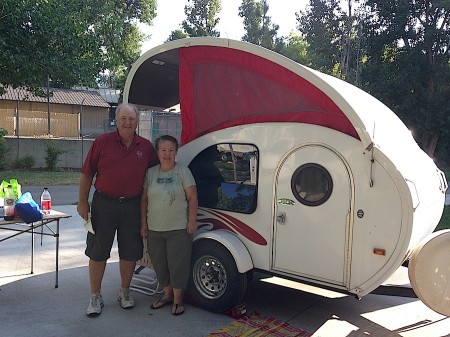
[72,86,121,104]
[97,87,121,104]
[0,86,110,108]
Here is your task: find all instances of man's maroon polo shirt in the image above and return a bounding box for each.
[82,130,158,197]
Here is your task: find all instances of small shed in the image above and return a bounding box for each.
[0,86,110,138]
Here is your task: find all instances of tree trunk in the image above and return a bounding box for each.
[421,131,440,158]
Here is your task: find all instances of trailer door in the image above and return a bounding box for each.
[273,145,351,285]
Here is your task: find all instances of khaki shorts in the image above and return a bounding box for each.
[85,191,143,261]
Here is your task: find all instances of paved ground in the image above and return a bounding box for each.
[1,205,449,337]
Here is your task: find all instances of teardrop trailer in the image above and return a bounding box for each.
[124,37,449,316]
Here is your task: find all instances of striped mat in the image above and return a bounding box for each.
[207,312,312,337]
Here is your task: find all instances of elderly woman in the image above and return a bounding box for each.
[140,135,198,316]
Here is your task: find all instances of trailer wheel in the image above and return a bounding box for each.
[187,240,247,313]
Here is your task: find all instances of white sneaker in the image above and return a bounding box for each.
[86,293,104,316]
[118,287,135,309]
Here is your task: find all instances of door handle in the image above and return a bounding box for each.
[277,212,286,224]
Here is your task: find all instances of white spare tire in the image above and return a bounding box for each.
[408,229,450,316]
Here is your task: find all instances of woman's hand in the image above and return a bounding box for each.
[185,185,198,235]
[140,187,149,238]
[187,220,198,235]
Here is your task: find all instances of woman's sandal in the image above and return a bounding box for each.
[172,303,185,316]
[150,298,173,310]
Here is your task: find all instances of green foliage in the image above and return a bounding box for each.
[0,0,157,94]
[44,142,68,171]
[181,0,222,37]
[294,0,449,166]
[94,0,157,89]
[166,29,189,42]
[1,1,98,92]
[13,155,35,170]
[278,33,310,65]
[239,0,283,51]
[360,0,450,163]
[239,0,264,43]
[444,169,450,183]
[0,129,9,169]
[295,0,343,75]
[435,206,450,231]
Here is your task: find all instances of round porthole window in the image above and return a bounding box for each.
[291,163,333,206]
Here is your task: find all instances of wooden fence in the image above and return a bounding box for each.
[0,101,109,138]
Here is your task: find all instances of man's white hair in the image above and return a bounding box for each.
[115,103,140,122]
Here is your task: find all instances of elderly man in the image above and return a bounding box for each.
[77,103,158,316]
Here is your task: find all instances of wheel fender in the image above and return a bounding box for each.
[193,230,253,273]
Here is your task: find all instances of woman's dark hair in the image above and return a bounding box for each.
[155,135,179,151]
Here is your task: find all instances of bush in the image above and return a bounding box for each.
[13,155,35,169]
[45,142,68,171]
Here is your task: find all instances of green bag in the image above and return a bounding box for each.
[0,179,22,200]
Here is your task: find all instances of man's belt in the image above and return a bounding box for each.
[95,190,141,203]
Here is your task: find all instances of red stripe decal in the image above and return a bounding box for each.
[198,209,267,246]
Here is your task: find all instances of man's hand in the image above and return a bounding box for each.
[140,223,148,238]
[77,200,90,221]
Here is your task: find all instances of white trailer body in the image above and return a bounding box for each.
[124,37,448,316]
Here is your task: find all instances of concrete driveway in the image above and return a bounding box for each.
[1,205,449,336]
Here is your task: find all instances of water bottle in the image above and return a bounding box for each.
[3,184,15,221]
[41,187,52,213]
[0,197,4,219]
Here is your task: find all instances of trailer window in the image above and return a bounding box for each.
[291,163,332,206]
[189,144,258,213]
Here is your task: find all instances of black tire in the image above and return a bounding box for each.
[186,239,248,313]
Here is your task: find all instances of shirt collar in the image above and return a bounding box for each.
[114,129,140,145]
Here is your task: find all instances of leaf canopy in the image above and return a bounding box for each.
[0,0,157,94]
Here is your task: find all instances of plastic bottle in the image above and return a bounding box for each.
[3,184,15,221]
[40,187,52,213]
[0,198,4,219]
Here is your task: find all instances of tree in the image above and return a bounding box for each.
[361,0,450,164]
[278,33,310,65]
[339,0,365,82]
[295,0,343,75]
[239,0,282,51]
[95,0,157,91]
[0,0,157,95]
[295,0,369,84]
[181,0,221,37]
[166,29,189,42]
